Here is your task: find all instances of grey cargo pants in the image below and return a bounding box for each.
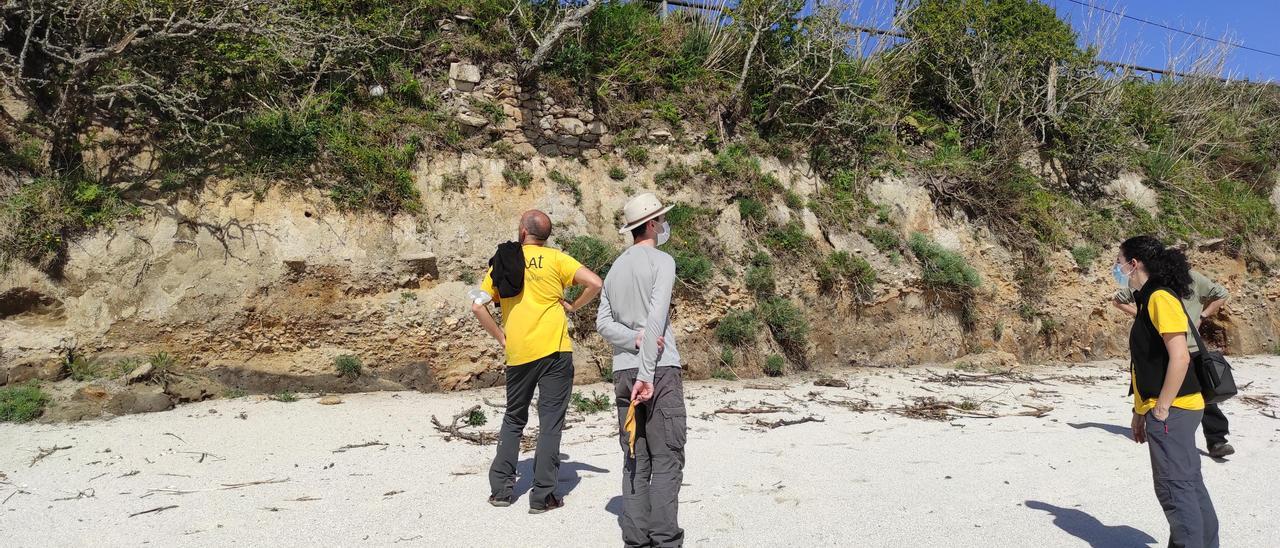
[615,366,686,548]
[1146,408,1219,548]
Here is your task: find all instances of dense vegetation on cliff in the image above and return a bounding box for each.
[2,0,1277,277]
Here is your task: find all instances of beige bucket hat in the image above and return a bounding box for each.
[617,192,674,234]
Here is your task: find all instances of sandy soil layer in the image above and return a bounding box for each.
[3,357,1278,547]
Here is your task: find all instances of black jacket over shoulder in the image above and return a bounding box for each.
[1129,284,1200,401]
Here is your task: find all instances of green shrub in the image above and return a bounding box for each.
[475,99,506,123]
[764,355,785,377]
[466,407,488,426]
[706,143,759,185]
[745,265,776,298]
[502,167,533,189]
[624,146,649,165]
[223,388,248,399]
[243,108,321,169]
[562,235,618,278]
[68,355,102,381]
[764,222,811,256]
[863,226,902,252]
[571,391,611,414]
[609,165,627,180]
[716,309,758,346]
[750,251,773,267]
[1,176,133,272]
[759,298,810,352]
[784,190,804,210]
[909,233,980,292]
[441,172,467,193]
[711,367,737,381]
[271,391,298,403]
[1071,244,1100,270]
[653,162,693,189]
[548,170,583,206]
[817,251,877,298]
[0,383,50,423]
[334,355,362,377]
[673,250,713,285]
[719,347,735,367]
[738,198,767,226]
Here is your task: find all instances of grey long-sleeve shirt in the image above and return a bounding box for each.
[596,245,681,383]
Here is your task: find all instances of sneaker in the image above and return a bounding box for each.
[488,495,514,507]
[528,494,564,514]
[1208,443,1235,459]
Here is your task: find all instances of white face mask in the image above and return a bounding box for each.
[656,221,671,246]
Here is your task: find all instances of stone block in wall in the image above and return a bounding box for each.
[448,62,481,91]
[588,121,607,135]
[557,117,586,136]
[538,144,560,156]
[558,135,580,147]
[456,112,488,128]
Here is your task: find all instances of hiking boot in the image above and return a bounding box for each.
[488,494,514,507]
[528,494,564,514]
[1208,443,1235,459]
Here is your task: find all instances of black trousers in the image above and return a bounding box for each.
[488,352,574,505]
[1201,403,1229,446]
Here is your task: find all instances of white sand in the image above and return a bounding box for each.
[2,357,1278,547]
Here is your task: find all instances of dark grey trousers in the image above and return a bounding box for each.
[615,367,686,548]
[1146,408,1219,548]
[489,352,574,506]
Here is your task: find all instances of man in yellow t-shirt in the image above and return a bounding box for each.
[471,210,602,514]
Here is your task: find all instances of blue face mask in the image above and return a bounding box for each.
[1112,263,1131,288]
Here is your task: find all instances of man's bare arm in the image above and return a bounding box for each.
[472,302,505,347]
[563,266,602,312]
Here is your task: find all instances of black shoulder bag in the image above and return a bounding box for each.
[1181,307,1237,404]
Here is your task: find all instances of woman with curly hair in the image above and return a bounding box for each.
[1115,235,1219,548]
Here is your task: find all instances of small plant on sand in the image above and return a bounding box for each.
[271,390,298,403]
[222,388,248,399]
[465,407,488,426]
[608,165,627,180]
[764,354,785,377]
[571,391,611,414]
[335,355,362,378]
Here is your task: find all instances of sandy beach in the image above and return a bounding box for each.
[3,357,1278,547]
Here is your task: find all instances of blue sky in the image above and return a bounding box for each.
[1046,0,1280,82]
[822,0,1280,82]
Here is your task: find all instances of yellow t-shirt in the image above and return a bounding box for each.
[481,245,583,366]
[1132,290,1206,414]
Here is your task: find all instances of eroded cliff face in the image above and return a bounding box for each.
[3,148,1278,421]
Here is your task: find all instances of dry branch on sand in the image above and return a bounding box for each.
[756,416,824,429]
[431,405,498,445]
[29,445,72,467]
[715,405,792,415]
[332,441,388,453]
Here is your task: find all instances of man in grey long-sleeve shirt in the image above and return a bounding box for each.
[597,192,686,547]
